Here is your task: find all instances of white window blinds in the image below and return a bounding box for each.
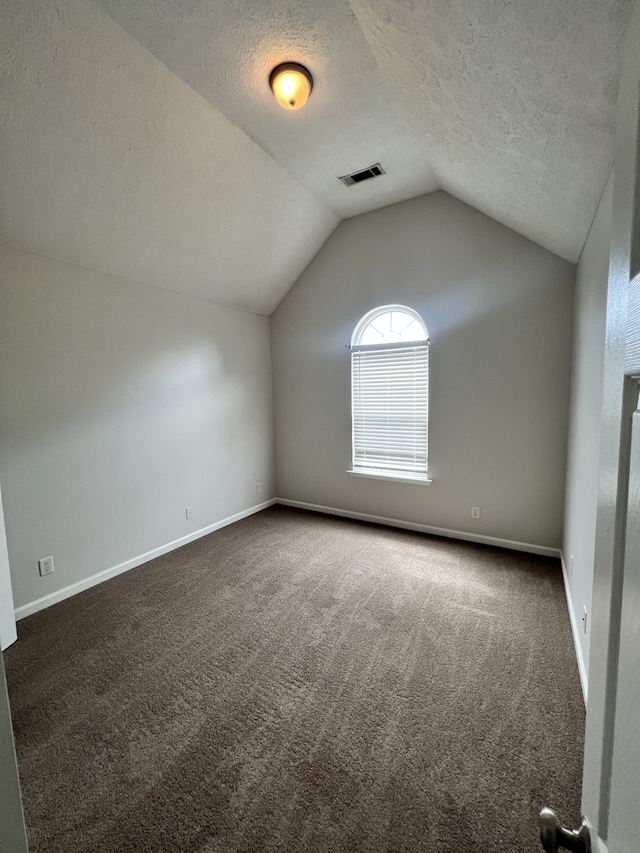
[351,343,429,479]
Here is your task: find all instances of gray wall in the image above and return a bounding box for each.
[271,191,575,549]
[0,247,275,612]
[563,173,613,693]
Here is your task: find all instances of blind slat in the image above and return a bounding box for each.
[351,343,429,477]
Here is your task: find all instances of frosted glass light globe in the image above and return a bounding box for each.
[270,63,313,110]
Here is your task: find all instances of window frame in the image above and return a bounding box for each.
[348,305,432,485]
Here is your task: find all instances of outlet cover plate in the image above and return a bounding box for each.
[38,556,55,577]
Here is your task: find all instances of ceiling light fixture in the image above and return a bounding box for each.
[269,63,313,110]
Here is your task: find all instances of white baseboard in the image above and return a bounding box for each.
[14,499,277,621]
[560,551,588,705]
[275,498,562,559]
[15,497,586,707]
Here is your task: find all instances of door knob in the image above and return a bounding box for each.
[539,807,591,853]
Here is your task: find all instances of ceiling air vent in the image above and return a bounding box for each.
[339,163,385,187]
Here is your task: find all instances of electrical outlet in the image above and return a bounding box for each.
[256,482,262,494]
[582,605,588,635]
[471,506,480,519]
[38,556,55,577]
[186,506,194,520]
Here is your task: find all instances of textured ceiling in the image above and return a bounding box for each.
[0,0,632,313]
[92,0,440,219]
[350,0,631,261]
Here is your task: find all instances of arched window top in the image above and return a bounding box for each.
[351,305,428,347]
[349,304,430,482]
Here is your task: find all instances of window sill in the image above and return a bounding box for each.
[347,470,433,486]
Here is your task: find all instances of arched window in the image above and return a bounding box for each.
[349,305,430,482]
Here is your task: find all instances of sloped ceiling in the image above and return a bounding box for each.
[0,0,632,314]
[0,0,339,315]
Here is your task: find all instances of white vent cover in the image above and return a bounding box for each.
[339,163,385,187]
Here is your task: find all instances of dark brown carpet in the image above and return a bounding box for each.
[4,506,584,853]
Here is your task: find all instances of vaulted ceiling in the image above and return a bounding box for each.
[1,0,632,314]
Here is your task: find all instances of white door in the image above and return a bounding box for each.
[604,405,640,850]
[0,482,17,650]
[547,2,640,851]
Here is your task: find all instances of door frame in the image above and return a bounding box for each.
[580,0,640,846]
[0,481,17,651]
[0,648,29,853]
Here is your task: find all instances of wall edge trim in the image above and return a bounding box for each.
[560,550,589,705]
[276,498,562,558]
[14,499,277,621]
